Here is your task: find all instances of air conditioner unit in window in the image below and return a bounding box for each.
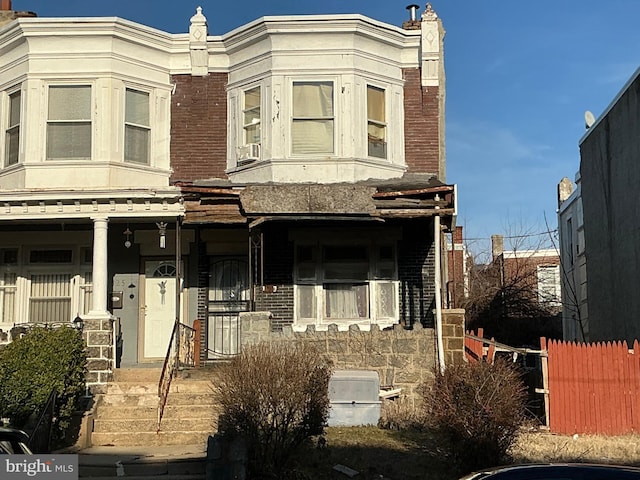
[237,143,260,165]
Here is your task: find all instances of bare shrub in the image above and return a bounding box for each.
[379,396,426,431]
[420,359,527,471]
[215,342,332,478]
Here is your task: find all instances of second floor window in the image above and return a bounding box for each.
[47,85,91,160]
[5,90,20,166]
[292,81,334,155]
[367,85,386,159]
[125,88,150,164]
[243,87,261,145]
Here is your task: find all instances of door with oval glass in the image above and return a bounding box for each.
[208,257,249,358]
[140,259,180,362]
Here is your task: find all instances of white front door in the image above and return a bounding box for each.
[140,260,176,361]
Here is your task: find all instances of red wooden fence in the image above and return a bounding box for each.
[544,338,640,435]
[465,328,496,363]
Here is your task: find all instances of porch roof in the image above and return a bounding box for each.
[176,174,456,229]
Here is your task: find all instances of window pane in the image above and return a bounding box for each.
[8,91,21,127]
[47,122,91,159]
[244,123,260,144]
[48,86,91,120]
[292,82,334,155]
[367,86,385,123]
[376,282,396,318]
[324,246,368,262]
[126,89,149,126]
[5,91,20,166]
[297,285,316,319]
[325,283,368,319]
[6,127,19,166]
[1,273,16,324]
[293,82,333,117]
[29,249,73,264]
[125,124,150,164]
[292,120,334,154]
[29,274,71,323]
[244,87,260,110]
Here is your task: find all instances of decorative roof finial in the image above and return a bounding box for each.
[422,2,438,21]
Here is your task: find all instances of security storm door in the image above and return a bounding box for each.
[141,260,177,361]
[208,258,249,358]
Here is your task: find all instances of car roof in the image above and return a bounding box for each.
[463,463,640,479]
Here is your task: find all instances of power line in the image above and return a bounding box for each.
[463,229,558,242]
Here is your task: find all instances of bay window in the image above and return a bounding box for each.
[125,88,150,164]
[292,81,334,154]
[47,85,92,160]
[5,90,20,166]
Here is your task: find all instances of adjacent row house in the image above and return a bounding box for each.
[558,66,640,344]
[0,2,457,389]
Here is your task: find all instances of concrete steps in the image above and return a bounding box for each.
[91,368,218,448]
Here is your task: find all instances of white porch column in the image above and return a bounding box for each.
[90,216,109,314]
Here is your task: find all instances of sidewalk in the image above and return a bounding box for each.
[76,444,207,478]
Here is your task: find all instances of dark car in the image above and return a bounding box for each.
[0,427,32,454]
[460,463,640,480]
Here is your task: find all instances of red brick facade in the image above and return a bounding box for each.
[403,68,441,176]
[170,73,228,182]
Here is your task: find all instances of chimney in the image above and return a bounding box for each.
[402,4,421,30]
[453,226,463,245]
[1,0,12,11]
[491,235,504,262]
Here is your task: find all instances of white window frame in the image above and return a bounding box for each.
[367,84,387,159]
[242,85,261,147]
[46,84,93,161]
[293,240,398,331]
[291,79,336,156]
[124,87,151,165]
[537,264,561,307]
[4,87,22,167]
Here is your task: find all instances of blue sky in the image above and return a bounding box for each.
[15,1,640,255]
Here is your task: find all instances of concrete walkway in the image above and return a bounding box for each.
[76,444,207,478]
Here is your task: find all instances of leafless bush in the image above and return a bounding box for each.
[215,342,332,478]
[420,359,527,471]
[378,396,426,431]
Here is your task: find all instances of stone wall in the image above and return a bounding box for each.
[240,308,466,403]
[82,316,116,394]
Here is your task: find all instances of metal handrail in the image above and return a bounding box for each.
[157,321,197,432]
[27,388,57,453]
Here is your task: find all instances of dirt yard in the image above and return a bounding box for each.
[291,427,640,480]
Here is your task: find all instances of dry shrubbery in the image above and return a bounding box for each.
[419,359,528,471]
[215,342,332,478]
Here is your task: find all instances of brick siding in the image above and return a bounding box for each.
[402,68,441,176]
[170,73,228,182]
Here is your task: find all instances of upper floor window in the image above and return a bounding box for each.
[5,91,21,166]
[47,85,92,160]
[367,85,386,159]
[292,81,334,155]
[125,88,150,164]
[243,87,261,146]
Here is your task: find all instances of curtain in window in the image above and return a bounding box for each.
[292,82,334,154]
[325,283,368,319]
